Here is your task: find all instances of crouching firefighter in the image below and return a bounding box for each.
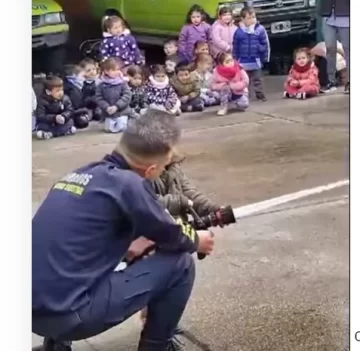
[32,110,215,351]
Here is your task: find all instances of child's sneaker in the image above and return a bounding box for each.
[181,105,193,112]
[217,104,228,116]
[295,92,306,100]
[65,126,77,136]
[193,103,204,112]
[36,131,53,140]
[284,91,296,98]
[344,82,350,94]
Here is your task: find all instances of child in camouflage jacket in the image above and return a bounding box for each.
[153,151,220,220]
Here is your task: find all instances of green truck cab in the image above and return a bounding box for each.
[89,0,317,46]
[32,0,69,73]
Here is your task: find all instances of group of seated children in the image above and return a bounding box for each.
[32,4,321,140]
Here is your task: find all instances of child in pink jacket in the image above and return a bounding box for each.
[211,53,249,115]
[210,6,237,59]
[284,48,320,99]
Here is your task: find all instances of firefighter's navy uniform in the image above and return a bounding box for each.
[32,151,198,350]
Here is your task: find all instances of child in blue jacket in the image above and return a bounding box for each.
[232,7,270,101]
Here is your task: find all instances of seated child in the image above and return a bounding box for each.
[35,76,76,140]
[32,87,37,132]
[178,4,212,62]
[145,64,181,115]
[95,58,132,133]
[63,64,90,129]
[170,63,204,112]
[80,58,102,121]
[193,40,210,56]
[191,53,219,106]
[284,47,320,100]
[126,65,148,117]
[164,39,180,77]
[100,16,142,66]
[211,52,249,115]
[188,40,211,69]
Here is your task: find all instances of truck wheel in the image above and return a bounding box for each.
[46,45,67,75]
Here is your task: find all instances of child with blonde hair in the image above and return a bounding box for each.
[191,53,219,106]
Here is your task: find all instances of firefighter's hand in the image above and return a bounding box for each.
[126,236,155,262]
[197,230,215,255]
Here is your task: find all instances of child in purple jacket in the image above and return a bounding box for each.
[178,5,211,63]
[100,16,143,66]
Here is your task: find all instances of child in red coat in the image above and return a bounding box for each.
[211,52,249,115]
[284,47,320,100]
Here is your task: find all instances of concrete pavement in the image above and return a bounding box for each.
[32,78,349,350]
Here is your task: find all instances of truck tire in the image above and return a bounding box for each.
[32,45,66,76]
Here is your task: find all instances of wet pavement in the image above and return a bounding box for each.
[32,77,349,350]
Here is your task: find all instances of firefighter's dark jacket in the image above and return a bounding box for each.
[32,151,199,314]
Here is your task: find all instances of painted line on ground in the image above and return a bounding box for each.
[232,179,349,220]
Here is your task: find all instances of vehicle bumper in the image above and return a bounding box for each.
[32,31,69,49]
[257,9,317,37]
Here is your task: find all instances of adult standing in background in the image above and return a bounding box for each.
[319,0,350,94]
